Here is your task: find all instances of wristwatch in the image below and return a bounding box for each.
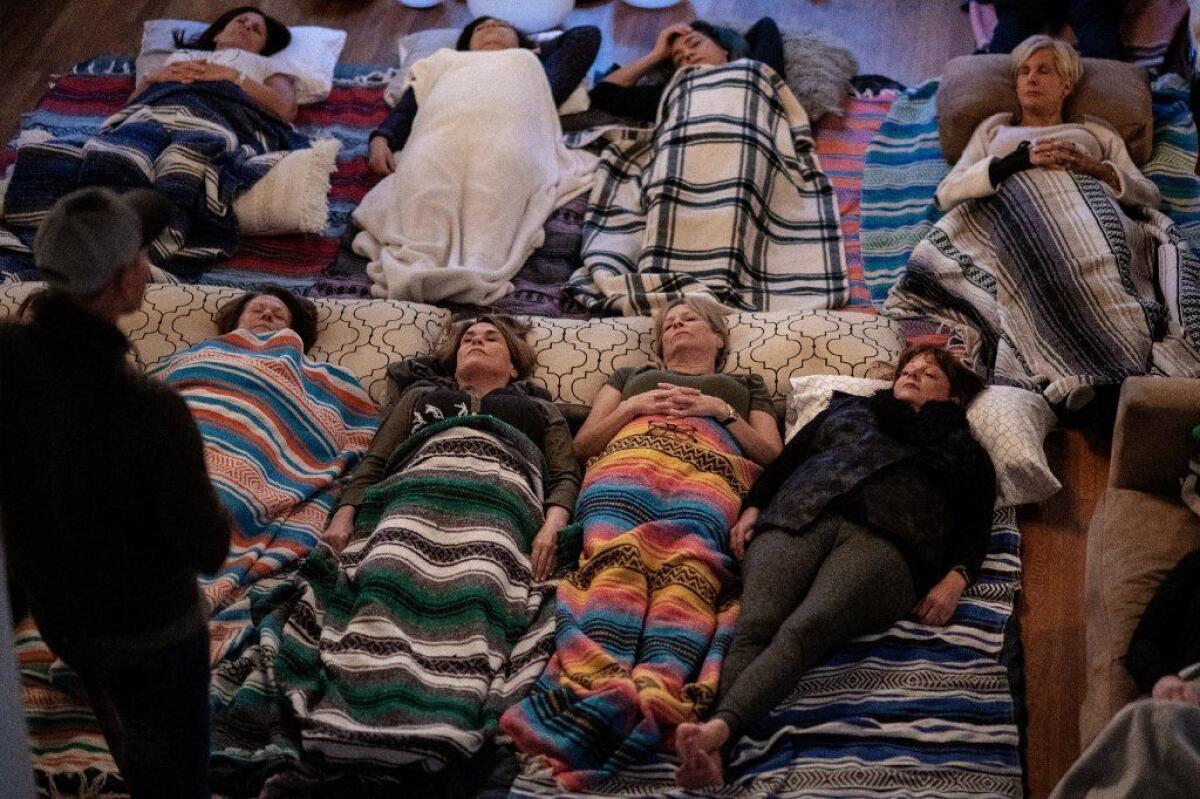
[718,403,738,426]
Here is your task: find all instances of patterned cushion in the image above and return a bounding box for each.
[0,282,449,404]
[787,374,1060,507]
[523,309,905,412]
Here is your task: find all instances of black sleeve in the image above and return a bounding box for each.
[743,406,832,510]
[370,87,419,151]
[988,140,1032,186]
[745,17,786,79]
[149,389,231,576]
[540,25,601,107]
[1125,548,1200,693]
[942,443,997,585]
[589,81,665,124]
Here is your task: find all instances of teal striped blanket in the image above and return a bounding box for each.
[209,415,557,793]
[862,74,1200,306]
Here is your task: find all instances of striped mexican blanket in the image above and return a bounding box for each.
[862,74,1200,306]
[501,416,759,791]
[1,80,309,280]
[150,328,379,661]
[884,168,1200,407]
[505,507,1023,799]
[209,415,556,792]
[565,61,847,316]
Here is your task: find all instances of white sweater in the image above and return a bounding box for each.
[935,112,1160,212]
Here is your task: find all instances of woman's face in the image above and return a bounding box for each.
[892,354,954,408]
[661,304,722,368]
[237,294,292,337]
[456,322,517,380]
[1016,48,1071,117]
[670,29,729,69]
[214,11,270,54]
[469,19,520,52]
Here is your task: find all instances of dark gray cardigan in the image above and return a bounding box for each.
[746,390,996,593]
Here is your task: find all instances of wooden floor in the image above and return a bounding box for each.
[0,2,1103,797]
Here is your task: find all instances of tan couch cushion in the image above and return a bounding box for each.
[936,54,1153,165]
[1081,488,1200,745]
[1110,376,1200,494]
[0,282,450,404]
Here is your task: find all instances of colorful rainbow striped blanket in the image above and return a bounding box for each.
[151,328,379,660]
[501,415,760,790]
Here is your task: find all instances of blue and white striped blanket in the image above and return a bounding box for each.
[508,507,1023,798]
[1,80,309,280]
[862,75,1200,306]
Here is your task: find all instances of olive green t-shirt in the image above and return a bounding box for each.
[607,365,777,420]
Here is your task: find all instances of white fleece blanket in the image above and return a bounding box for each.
[352,48,596,305]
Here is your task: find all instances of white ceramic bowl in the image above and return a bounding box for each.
[397,0,443,8]
[620,0,683,8]
[465,0,575,33]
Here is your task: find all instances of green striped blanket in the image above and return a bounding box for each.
[209,415,557,792]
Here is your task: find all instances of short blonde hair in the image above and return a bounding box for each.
[435,313,536,380]
[652,297,731,371]
[1010,35,1083,91]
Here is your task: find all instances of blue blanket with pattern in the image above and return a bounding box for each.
[1,80,308,279]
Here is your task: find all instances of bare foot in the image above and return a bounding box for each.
[674,719,729,788]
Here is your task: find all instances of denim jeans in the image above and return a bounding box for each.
[47,626,211,798]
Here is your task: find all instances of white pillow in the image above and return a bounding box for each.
[235,138,340,235]
[787,375,1061,507]
[138,20,346,104]
[384,27,589,114]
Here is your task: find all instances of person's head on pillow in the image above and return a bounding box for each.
[1010,34,1083,125]
[891,344,986,410]
[663,20,749,71]
[215,285,318,352]
[173,6,292,57]
[455,16,535,53]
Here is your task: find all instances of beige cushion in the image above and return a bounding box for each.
[234,139,341,235]
[936,54,1153,165]
[0,282,449,404]
[521,309,905,414]
[786,375,1060,507]
[1081,489,1200,746]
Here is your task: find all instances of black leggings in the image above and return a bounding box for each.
[714,511,916,740]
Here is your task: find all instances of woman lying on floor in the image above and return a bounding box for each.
[589,17,785,123]
[2,7,309,278]
[352,16,599,305]
[150,286,378,658]
[884,35,1200,410]
[500,298,781,790]
[675,344,996,787]
[208,314,580,787]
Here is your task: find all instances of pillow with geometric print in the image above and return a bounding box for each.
[788,374,1060,508]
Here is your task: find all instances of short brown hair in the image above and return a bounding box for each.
[435,313,536,380]
[214,285,319,353]
[652,297,731,371]
[893,344,986,407]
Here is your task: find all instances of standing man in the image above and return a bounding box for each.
[0,187,230,797]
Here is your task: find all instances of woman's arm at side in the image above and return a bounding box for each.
[542,403,583,510]
[1094,123,1161,208]
[337,387,420,510]
[942,444,997,584]
[371,87,419,152]
[743,406,831,510]
[746,17,786,78]
[540,25,601,107]
[725,408,782,466]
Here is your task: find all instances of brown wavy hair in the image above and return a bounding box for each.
[893,344,986,407]
[435,314,536,380]
[214,285,318,352]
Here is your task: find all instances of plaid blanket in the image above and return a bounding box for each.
[507,507,1023,798]
[209,415,556,793]
[566,61,847,316]
[1,80,309,279]
[862,74,1200,306]
[150,328,379,660]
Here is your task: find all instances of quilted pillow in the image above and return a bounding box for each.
[787,374,1060,507]
[520,309,905,414]
[0,282,449,404]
